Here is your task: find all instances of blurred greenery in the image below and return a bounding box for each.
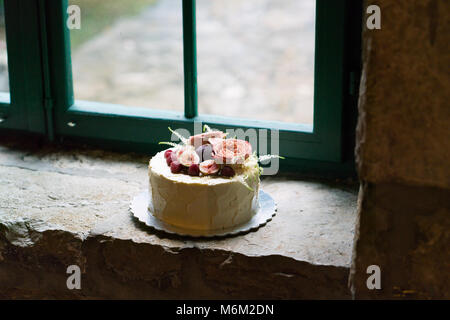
[69,0,156,49]
[0,0,4,38]
[0,0,4,22]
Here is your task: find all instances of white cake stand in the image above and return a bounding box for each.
[130,190,277,238]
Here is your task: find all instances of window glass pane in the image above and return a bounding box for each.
[70,0,183,112]
[197,0,315,124]
[0,0,9,93]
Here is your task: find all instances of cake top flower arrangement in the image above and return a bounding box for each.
[145,125,281,232]
[159,125,283,181]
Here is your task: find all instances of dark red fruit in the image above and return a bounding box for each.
[221,166,235,177]
[164,149,173,159]
[170,161,183,173]
[166,151,178,166]
[196,144,213,162]
[199,160,219,175]
[188,163,200,176]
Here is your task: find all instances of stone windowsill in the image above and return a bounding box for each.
[0,137,358,299]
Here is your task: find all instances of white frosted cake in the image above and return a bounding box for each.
[148,129,263,231]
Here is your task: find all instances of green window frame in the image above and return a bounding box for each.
[0,0,362,177]
[0,0,47,133]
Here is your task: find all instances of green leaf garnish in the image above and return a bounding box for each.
[257,165,264,176]
[158,141,180,148]
[168,127,188,145]
[240,175,254,191]
[203,124,212,133]
[258,154,285,162]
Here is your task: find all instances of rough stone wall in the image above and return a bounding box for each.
[0,221,351,299]
[350,0,450,299]
[0,138,357,299]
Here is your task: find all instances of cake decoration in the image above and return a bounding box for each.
[149,126,283,231]
[159,126,282,179]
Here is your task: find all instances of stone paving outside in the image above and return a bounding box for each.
[0,0,315,124]
[71,0,315,124]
